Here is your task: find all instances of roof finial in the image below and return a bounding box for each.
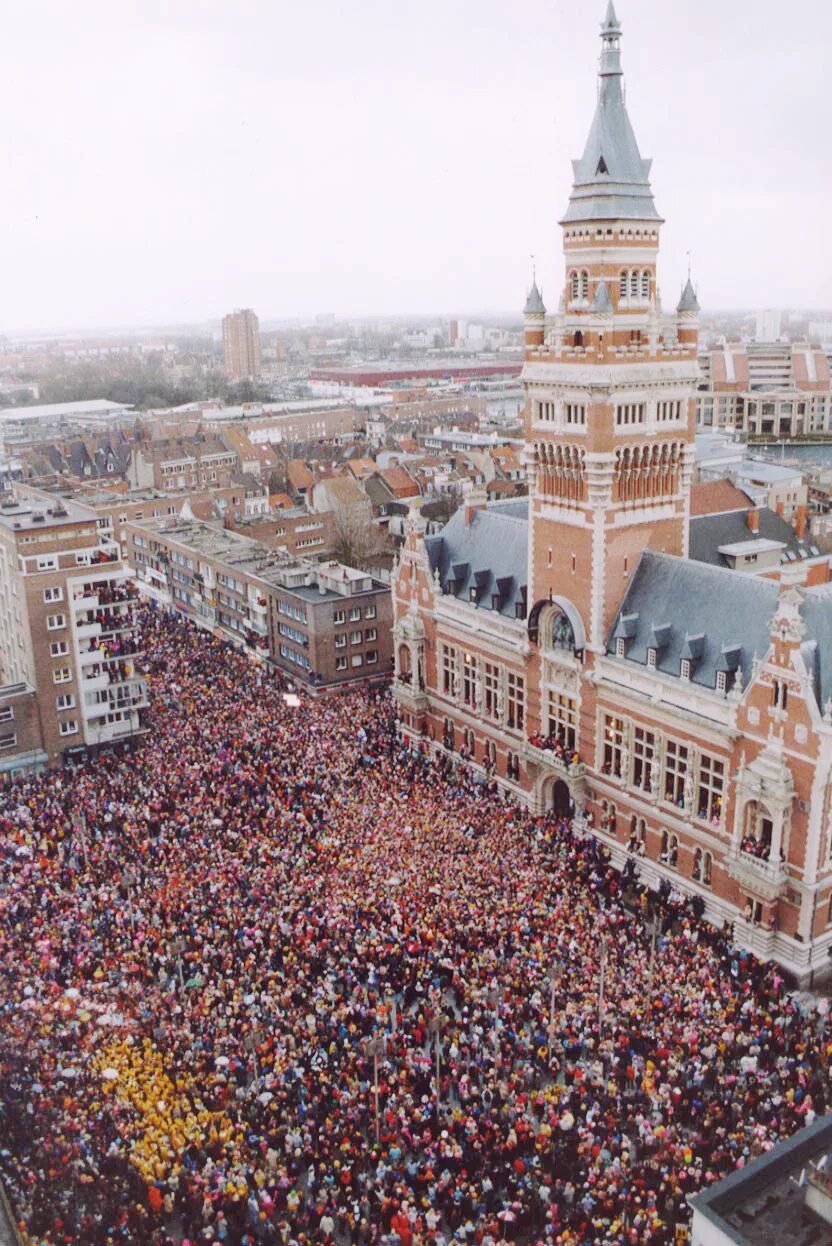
[602,1,622,38]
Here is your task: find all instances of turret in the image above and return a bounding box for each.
[524,280,546,352]
[676,277,700,348]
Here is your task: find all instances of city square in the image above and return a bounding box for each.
[0,609,828,1245]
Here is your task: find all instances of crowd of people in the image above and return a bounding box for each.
[0,607,830,1246]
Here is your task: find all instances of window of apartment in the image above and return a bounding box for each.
[351,654,363,668]
[441,645,458,697]
[664,740,687,805]
[483,662,500,719]
[632,727,655,792]
[657,400,682,422]
[53,668,72,685]
[365,627,377,643]
[334,609,346,625]
[75,553,90,566]
[56,694,76,711]
[646,648,657,670]
[47,613,66,631]
[336,656,347,671]
[349,630,361,645]
[367,651,378,664]
[59,719,79,737]
[547,691,576,751]
[697,755,724,824]
[615,637,626,659]
[365,605,377,620]
[462,652,477,706]
[716,670,728,695]
[0,731,17,751]
[335,633,347,649]
[507,672,525,732]
[680,659,692,681]
[43,586,63,604]
[603,715,627,778]
[37,555,58,571]
[349,607,361,622]
[0,706,13,724]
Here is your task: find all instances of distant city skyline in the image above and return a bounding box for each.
[2,0,831,332]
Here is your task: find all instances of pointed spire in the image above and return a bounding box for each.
[601,1,622,37]
[561,4,661,225]
[677,277,700,314]
[524,280,546,316]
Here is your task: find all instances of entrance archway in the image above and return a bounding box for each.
[549,779,574,819]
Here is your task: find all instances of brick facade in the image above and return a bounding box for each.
[391,11,832,984]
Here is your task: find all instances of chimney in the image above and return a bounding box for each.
[796,504,808,541]
[464,488,488,528]
[747,508,760,534]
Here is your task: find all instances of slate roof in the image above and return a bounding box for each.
[607,552,779,690]
[677,278,700,313]
[524,281,546,315]
[425,499,529,619]
[562,7,661,224]
[690,508,820,569]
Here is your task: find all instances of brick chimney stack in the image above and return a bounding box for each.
[464,488,488,528]
[795,504,808,541]
[747,508,760,534]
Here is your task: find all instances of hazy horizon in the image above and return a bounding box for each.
[2,0,831,335]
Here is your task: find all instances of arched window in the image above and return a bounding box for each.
[668,834,679,867]
[703,852,713,887]
[581,271,589,299]
[571,271,580,301]
[574,331,584,348]
[692,847,703,881]
[630,270,639,298]
[641,270,650,299]
[620,271,628,298]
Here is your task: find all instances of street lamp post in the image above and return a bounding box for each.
[171,937,186,993]
[428,1018,442,1124]
[597,937,608,1037]
[547,966,561,1064]
[647,915,661,1006]
[124,867,137,932]
[244,1024,264,1090]
[366,1035,387,1146]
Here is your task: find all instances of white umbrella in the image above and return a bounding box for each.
[102,1068,119,1081]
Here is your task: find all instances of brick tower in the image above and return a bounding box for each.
[523,1,700,655]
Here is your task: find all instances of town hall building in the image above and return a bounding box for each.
[392,2,832,984]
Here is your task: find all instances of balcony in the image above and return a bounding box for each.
[523,740,585,782]
[75,622,102,642]
[394,676,428,711]
[82,671,109,693]
[726,849,788,901]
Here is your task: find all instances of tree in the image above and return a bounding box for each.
[331,502,391,570]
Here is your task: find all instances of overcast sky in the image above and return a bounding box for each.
[1,0,830,332]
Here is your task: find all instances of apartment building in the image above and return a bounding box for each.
[128,439,238,493]
[126,518,392,692]
[0,492,148,774]
[222,308,262,380]
[226,508,337,559]
[696,341,832,437]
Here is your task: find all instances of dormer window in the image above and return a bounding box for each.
[716,670,727,695]
[647,648,657,670]
[616,637,626,659]
[680,659,692,681]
